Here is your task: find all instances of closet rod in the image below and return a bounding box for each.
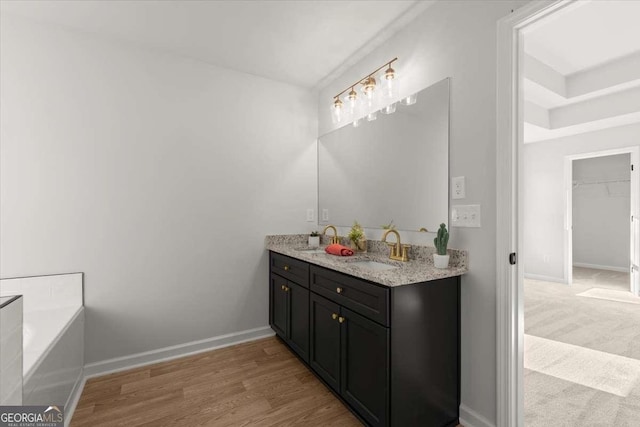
[573,178,630,186]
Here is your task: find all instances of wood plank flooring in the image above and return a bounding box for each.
[71,336,362,426]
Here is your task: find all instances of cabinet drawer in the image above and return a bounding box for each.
[310,266,389,326]
[270,252,309,287]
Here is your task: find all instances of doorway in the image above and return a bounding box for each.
[566,148,639,296]
[496,1,640,426]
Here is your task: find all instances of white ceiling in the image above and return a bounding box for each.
[524,0,640,76]
[523,0,640,143]
[0,0,430,88]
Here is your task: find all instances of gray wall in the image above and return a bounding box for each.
[0,16,317,363]
[524,124,639,281]
[317,1,528,424]
[573,154,630,271]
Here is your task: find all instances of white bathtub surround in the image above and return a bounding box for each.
[0,273,83,314]
[0,273,83,377]
[23,310,84,409]
[0,274,84,427]
[0,295,23,405]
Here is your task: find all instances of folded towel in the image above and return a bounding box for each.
[325,244,354,257]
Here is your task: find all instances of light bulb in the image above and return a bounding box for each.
[362,76,376,100]
[384,64,395,81]
[381,64,398,99]
[331,97,343,124]
[347,88,360,115]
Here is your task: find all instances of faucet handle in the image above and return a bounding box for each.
[401,245,410,262]
[387,243,397,257]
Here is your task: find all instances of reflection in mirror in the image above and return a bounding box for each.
[318,78,449,232]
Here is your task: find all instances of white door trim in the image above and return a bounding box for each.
[495,1,577,426]
[565,147,639,292]
[630,148,640,296]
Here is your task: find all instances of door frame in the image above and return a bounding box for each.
[496,1,578,426]
[565,147,639,291]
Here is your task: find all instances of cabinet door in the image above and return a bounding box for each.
[270,273,288,339]
[341,307,389,427]
[309,293,341,393]
[287,281,309,363]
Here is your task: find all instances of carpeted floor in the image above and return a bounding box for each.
[524,267,640,426]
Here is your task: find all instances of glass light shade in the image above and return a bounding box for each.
[381,102,397,115]
[347,90,363,117]
[380,72,398,100]
[366,111,378,122]
[362,76,376,101]
[352,118,361,128]
[331,101,343,124]
[401,93,417,106]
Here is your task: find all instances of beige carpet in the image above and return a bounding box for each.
[525,334,640,397]
[577,288,640,305]
[525,267,640,426]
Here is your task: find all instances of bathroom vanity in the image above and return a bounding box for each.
[267,235,467,427]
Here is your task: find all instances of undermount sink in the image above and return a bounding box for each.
[352,260,399,271]
[295,247,326,254]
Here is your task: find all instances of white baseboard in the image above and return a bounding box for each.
[573,262,628,273]
[524,273,567,284]
[83,326,274,379]
[460,403,495,427]
[64,370,85,427]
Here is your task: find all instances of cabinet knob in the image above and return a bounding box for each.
[284,286,289,292]
[332,313,338,320]
[338,316,346,323]
[281,285,285,291]
[283,265,290,271]
[336,287,343,294]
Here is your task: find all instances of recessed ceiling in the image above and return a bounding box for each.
[523,0,640,143]
[524,0,640,76]
[0,0,429,88]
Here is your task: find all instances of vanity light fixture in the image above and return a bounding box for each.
[331,57,398,124]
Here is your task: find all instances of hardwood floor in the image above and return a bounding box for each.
[71,336,362,426]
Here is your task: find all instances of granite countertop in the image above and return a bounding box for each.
[265,234,468,287]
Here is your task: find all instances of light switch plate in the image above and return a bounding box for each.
[306,209,314,222]
[452,176,465,199]
[451,204,481,227]
[322,209,329,222]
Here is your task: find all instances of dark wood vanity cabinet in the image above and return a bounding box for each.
[269,254,310,363]
[309,292,342,391]
[269,252,461,427]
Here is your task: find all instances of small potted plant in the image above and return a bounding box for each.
[433,223,450,268]
[348,221,367,252]
[309,231,320,248]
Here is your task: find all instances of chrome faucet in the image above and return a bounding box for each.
[322,225,340,245]
[381,229,410,262]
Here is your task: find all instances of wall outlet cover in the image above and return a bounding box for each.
[452,176,466,199]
